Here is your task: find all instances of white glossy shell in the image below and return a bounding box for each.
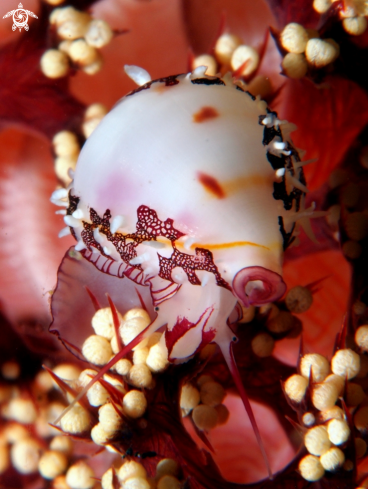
[72,72,303,278]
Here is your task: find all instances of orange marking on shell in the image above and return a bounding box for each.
[190,241,270,251]
[197,172,226,199]
[193,106,219,123]
[223,175,273,194]
[153,237,274,252]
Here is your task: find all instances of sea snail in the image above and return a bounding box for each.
[52,65,310,475]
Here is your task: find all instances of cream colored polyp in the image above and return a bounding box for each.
[73,74,284,285]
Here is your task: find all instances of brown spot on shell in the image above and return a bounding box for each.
[193,106,219,123]
[197,172,225,199]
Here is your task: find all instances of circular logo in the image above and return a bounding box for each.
[12,7,28,31]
